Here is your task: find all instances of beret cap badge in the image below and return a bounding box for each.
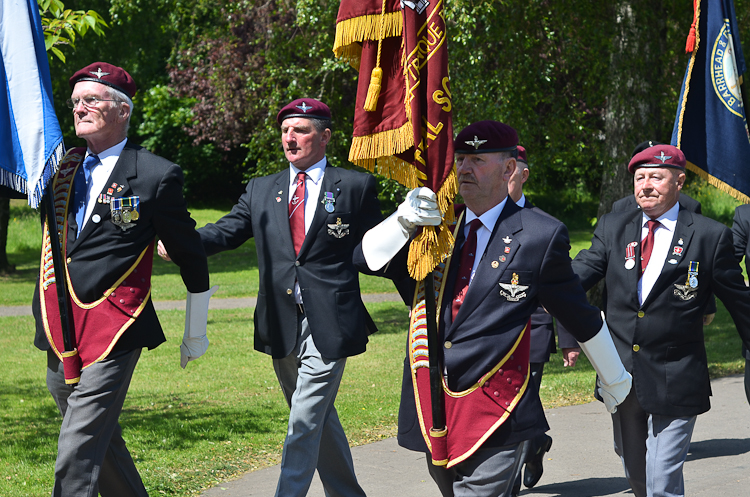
[465,136,488,149]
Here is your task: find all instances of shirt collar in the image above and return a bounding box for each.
[515,193,527,208]
[290,157,327,185]
[642,201,680,232]
[465,197,509,232]
[87,138,127,163]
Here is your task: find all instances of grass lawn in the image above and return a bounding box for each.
[1,200,747,496]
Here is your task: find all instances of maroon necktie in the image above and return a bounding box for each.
[640,219,661,276]
[289,172,306,255]
[451,219,483,321]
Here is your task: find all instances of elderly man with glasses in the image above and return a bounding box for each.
[32,62,213,496]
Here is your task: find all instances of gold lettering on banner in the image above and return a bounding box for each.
[405,0,447,105]
[422,116,444,141]
[433,77,452,112]
[414,138,427,171]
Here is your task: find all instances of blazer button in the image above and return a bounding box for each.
[493,391,499,397]
[637,310,645,318]
[444,341,452,349]
[295,261,300,266]
[633,344,640,352]
[498,369,504,376]
[507,377,512,384]
[286,289,293,295]
[130,288,135,293]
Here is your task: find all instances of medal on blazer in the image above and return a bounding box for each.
[625,242,637,270]
[322,191,335,213]
[673,261,699,301]
[111,196,140,231]
[327,217,349,238]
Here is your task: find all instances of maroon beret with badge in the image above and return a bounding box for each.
[454,120,518,154]
[277,98,332,125]
[517,145,527,164]
[627,144,686,174]
[69,62,137,99]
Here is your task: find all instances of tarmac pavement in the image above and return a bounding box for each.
[202,375,750,497]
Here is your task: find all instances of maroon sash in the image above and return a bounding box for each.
[408,212,531,467]
[39,148,153,384]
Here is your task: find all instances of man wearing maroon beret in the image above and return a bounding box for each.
[356,120,631,496]
[161,98,434,496]
[32,62,212,495]
[570,144,750,497]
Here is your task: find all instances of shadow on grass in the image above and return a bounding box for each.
[0,383,63,465]
[369,303,409,335]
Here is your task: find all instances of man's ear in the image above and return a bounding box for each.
[521,167,530,185]
[320,128,332,146]
[502,157,516,181]
[676,171,686,190]
[119,102,131,122]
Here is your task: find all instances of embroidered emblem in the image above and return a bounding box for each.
[465,135,487,149]
[327,218,350,238]
[673,283,697,301]
[654,151,672,163]
[296,102,312,113]
[90,67,110,79]
[499,273,528,302]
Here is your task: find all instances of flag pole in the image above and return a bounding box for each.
[42,185,74,353]
[423,274,446,431]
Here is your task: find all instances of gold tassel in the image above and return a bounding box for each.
[364,67,383,112]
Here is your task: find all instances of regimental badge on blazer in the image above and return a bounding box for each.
[111,196,140,231]
[499,272,528,302]
[327,217,349,238]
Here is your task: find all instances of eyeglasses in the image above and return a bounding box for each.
[66,96,119,109]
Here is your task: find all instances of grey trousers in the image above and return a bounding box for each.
[611,390,696,497]
[426,444,525,497]
[272,313,365,497]
[46,348,147,497]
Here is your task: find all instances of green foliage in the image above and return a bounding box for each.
[39,0,108,62]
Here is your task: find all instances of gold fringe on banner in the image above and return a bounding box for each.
[407,169,458,281]
[336,44,363,70]
[349,120,414,164]
[686,161,750,204]
[333,12,403,57]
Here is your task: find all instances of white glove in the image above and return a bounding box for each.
[361,187,442,271]
[181,285,218,369]
[578,315,632,413]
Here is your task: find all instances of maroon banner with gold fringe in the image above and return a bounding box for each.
[334,0,457,281]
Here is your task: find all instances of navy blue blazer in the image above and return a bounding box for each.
[199,163,383,360]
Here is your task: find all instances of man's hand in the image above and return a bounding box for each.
[561,347,580,367]
[361,187,441,271]
[703,313,716,326]
[157,240,171,262]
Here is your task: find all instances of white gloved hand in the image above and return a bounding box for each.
[181,285,218,369]
[361,187,441,271]
[578,314,632,413]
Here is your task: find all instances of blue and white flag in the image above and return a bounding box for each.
[0,0,64,208]
[671,0,750,203]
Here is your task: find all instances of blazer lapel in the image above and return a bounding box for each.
[69,146,138,253]
[642,209,695,308]
[449,201,523,332]
[298,162,339,258]
[272,171,297,259]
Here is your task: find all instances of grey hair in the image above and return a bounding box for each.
[310,117,332,133]
[105,87,134,133]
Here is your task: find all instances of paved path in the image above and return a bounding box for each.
[201,375,750,496]
[0,293,403,317]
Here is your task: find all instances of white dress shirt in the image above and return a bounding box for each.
[288,157,327,303]
[80,138,128,232]
[638,202,680,305]
[462,197,509,285]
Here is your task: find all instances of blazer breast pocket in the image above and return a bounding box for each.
[325,212,352,241]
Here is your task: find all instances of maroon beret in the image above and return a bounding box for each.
[69,62,137,99]
[627,144,686,174]
[454,120,518,154]
[277,98,331,125]
[517,145,527,164]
